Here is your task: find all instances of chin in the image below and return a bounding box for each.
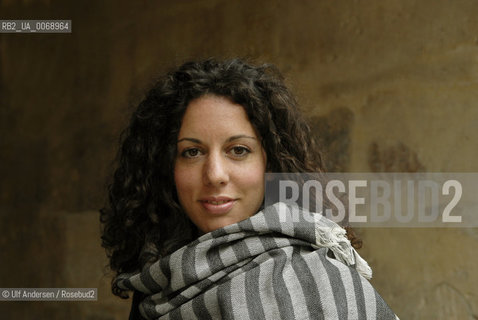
[199,218,238,234]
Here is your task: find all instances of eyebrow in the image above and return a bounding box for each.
[177,135,257,144]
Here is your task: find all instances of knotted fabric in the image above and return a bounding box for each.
[116,202,398,319]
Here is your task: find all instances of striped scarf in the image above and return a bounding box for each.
[116,203,398,319]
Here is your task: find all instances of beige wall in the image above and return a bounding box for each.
[1,0,477,318]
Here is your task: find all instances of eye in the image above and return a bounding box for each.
[229,146,250,157]
[181,148,202,158]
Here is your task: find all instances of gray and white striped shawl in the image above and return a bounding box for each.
[116,202,398,319]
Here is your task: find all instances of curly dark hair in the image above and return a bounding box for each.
[100,58,357,298]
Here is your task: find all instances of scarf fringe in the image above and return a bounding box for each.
[313,213,373,279]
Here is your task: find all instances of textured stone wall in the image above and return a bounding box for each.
[1,1,477,318]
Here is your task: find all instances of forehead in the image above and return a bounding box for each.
[178,95,257,138]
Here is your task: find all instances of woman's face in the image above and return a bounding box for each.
[174,95,267,233]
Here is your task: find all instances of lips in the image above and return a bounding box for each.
[199,197,236,215]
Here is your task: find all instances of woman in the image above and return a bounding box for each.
[101,58,398,319]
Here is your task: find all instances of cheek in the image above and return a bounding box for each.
[237,167,266,217]
[174,166,193,201]
[236,163,266,192]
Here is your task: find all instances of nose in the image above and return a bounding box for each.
[203,152,229,187]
